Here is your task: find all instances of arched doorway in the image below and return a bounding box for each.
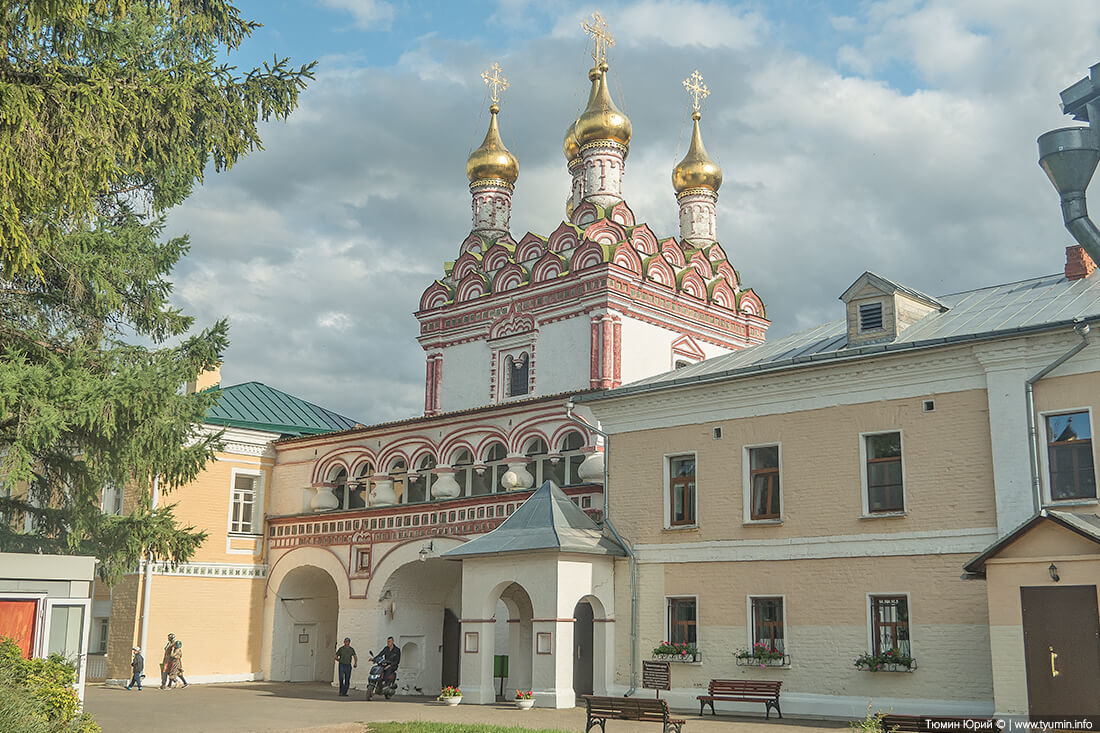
[572,600,594,696]
[273,565,339,682]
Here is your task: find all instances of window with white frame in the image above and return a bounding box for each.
[1045,411,1096,501]
[667,597,697,645]
[750,596,785,654]
[230,474,258,534]
[94,617,109,654]
[863,432,904,513]
[102,484,124,516]
[870,595,910,656]
[747,445,780,521]
[408,454,436,502]
[667,454,696,527]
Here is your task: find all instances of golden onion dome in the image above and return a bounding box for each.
[672,110,722,194]
[574,62,632,150]
[466,103,519,186]
[563,66,603,162]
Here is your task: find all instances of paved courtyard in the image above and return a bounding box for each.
[84,682,849,733]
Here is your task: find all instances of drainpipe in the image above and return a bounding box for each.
[565,399,638,698]
[1026,321,1092,513]
[138,475,159,657]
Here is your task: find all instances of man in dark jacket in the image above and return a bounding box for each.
[380,636,401,666]
[126,647,144,690]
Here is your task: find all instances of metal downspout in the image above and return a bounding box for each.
[138,475,159,657]
[565,399,638,698]
[1026,322,1091,513]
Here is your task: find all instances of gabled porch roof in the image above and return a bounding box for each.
[963,509,1100,576]
[439,481,627,559]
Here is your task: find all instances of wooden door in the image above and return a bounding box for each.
[573,601,594,697]
[1021,585,1100,716]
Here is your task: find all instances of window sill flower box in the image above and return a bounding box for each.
[652,642,699,663]
[853,650,917,672]
[652,653,701,663]
[735,654,790,668]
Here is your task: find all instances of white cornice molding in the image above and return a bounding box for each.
[135,561,268,578]
[631,526,998,564]
[592,330,1100,434]
[200,424,279,458]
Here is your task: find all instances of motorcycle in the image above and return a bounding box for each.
[365,650,398,700]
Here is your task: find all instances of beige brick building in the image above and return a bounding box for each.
[578,255,1100,718]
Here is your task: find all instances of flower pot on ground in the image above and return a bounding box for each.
[514,690,534,709]
[438,686,462,704]
[853,649,916,672]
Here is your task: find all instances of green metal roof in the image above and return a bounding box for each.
[204,382,359,437]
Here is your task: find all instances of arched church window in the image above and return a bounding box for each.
[452,448,474,496]
[562,431,587,486]
[410,454,436,502]
[350,462,372,509]
[330,467,349,510]
[525,437,549,486]
[507,352,530,397]
[388,458,407,504]
[472,441,507,495]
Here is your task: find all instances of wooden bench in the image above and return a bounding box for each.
[881,715,996,732]
[582,694,686,733]
[697,679,782,719]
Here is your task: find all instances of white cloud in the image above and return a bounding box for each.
[167,0,1100,422]
[318,0,395,30]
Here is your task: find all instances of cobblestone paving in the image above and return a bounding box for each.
[84,682,848,733]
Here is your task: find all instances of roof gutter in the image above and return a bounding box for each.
[565,398,638,698]
[1026,320,1092,513]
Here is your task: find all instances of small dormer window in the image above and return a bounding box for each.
[859,302,884,332]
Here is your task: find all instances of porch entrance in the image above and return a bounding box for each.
[290,623,318,682]
[1021,585,1100,716]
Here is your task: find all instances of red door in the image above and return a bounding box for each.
[0,600,39,657]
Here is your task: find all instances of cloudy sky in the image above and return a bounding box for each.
[167,0,1100,424]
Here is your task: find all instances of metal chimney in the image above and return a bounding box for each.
[1038,63,1100,266]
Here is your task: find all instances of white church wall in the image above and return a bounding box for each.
[617,316,684,383]
[438,341,490,414]
[532,318,592,396]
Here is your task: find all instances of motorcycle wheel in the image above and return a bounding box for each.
[366,687,374,701]
[384,692,393,700]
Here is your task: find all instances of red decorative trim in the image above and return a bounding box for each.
[612,317,622,387]
[582,218,626,246]
[679,269,707,300]
[611,241,642,275]
[660,238,686,267]
[590,316,601,388]
[547,221,580,253]
[531,251,567,283]
[515,232,546,262]
[453,251,482,282]
[482,243,513,272]
[671,334,706,362]
[592,619,616,623]
[419,281,452,311]
[571,240,606,271]
[630,224,658,255]
[492,262,529,293]
[609,201,635,226]
[645,255,676,288]
[489,302,536,339]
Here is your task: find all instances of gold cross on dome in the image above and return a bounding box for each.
[581,11,615,65]
[683,69,710,113]
[481,62,509,104]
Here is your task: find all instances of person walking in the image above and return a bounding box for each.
[167,640,188,688]
[126,647,144,690]
[159,633,175,689]
[334,637,357,696]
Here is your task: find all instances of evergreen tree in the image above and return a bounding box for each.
[0,1,314,581]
